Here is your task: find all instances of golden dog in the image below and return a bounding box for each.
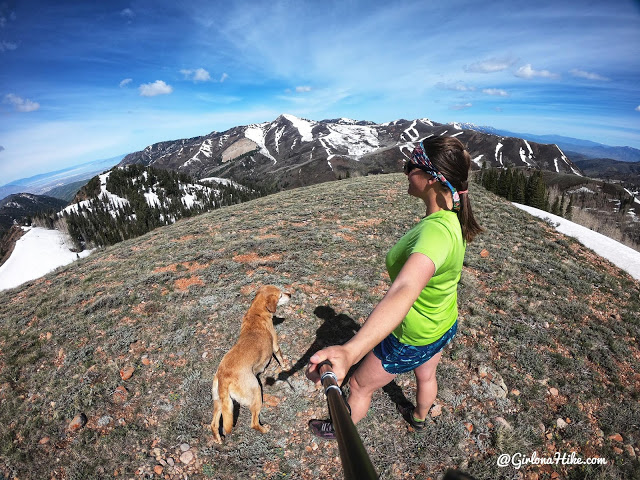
[211,285,290,443]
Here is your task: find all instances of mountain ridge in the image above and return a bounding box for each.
[119,114,583,191]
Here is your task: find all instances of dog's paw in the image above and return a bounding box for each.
[253,424,270,434]
[279,361,291,370]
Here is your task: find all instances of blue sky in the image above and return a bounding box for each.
[1,0,639,185]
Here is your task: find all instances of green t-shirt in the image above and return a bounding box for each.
[385,210,465,346]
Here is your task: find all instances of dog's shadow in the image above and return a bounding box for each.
[266,305,360,386]
[267,305,414,411]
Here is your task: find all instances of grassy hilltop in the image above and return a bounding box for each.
[0,173,639,479]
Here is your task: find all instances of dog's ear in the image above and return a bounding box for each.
[265,293,279,313]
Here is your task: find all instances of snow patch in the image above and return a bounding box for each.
[144,191,161,207]
[524,140,534,157]
[182,139,213,169]
[200,177,246,190]
[274,126,286,153]
[495,142,504,167]
[217,134,230,148]
[308,122,381,160]
[513,203,640,280]
[568,186,595,195]
[319,137,332,158]
[282,113,314,142]
[472,155,484,168]
[402,121,419,142]
[244,124,277,163]
[0,227,93,291]
[519,141,534,167]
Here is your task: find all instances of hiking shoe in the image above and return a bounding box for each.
[397,403,427,431]
[308,419,336,440]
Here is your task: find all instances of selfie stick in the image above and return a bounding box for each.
[318,360,378,480]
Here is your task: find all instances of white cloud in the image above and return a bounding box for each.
[436,82,476,92]
[636,105,640,112]
[181,68,212,82]
[119,78,133,88]
[464,57,516,73]
[139,80,173,97]
[483,88,508,97]
[220,73,229,83]
[120,8,135,19]
[4,93,40,112]
[515,64,560,79]
[450,103,473,111]
[570,69,609,81]
[0,7,16,28]
[295,86,312,93]
[0,40,17,52]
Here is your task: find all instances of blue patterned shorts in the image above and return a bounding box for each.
[373,321,458,374]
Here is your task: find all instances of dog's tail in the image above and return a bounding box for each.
[212,374,234,437]
[218,380,234,435]
[211,374,228,440]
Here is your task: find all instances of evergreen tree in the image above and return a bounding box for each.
[565,195,574,220]
[512,172,526,204]
[527,170,548,210]
[497,168,511,199]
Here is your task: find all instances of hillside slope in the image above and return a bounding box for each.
[0,175,638,479]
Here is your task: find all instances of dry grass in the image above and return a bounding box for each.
[0,174,639,479]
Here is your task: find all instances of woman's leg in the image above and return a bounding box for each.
[412,351,443,420]
[347,351,396,424]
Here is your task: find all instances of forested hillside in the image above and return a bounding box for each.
[35,165,271,250]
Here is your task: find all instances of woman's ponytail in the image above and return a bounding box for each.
[423,137,483,243]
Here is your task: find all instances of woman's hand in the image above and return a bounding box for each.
[305,345,355,386]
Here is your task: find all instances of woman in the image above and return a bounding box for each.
[306,136,482,438]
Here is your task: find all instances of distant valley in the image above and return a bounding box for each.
[0,154,124,201]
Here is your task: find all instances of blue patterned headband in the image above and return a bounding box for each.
[408,142,461,212]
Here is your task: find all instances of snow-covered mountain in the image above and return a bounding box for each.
[120,114,582,191]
